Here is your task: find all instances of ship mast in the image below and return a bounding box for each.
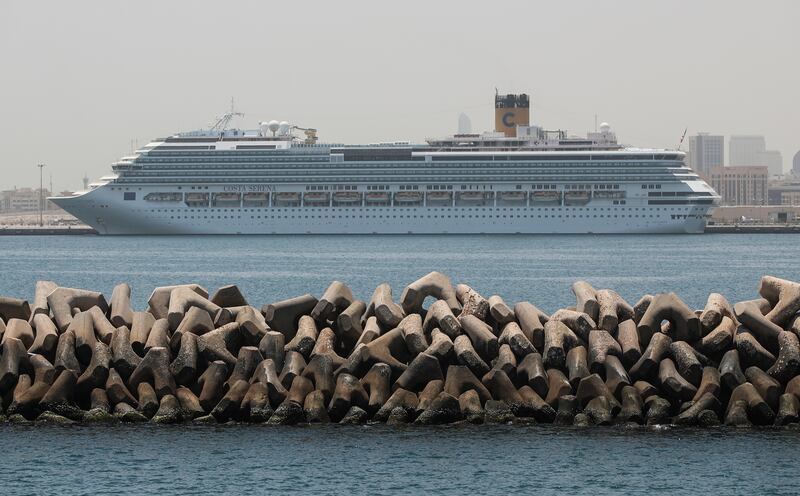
[209,97,244,132]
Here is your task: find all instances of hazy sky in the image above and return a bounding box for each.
[1,0,798,192]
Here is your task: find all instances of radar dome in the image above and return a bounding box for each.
[259,122,270,136]
[267,120,280,135]
[278,121,290,135]
[599,122,611,133]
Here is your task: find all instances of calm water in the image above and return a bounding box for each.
[1,233,799,495]
[0,233,798,310]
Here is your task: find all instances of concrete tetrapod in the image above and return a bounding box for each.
[734,300,782,354]
[767,331,800,384]
[128,346,176,399]
[250,359,287,409]
[361,363,391,415]
[498,322,535,360]
[401,272,460,315]
[487,295,516,327]
[29,313,58,359]
[734,329,776,370]
[595,289,634,333]
[516,352,548,397]
[258,331,286,372]
[637,293,700,345]
[513,302,547,350]
[366,283,404,329]
[456,284,489,320]
[3,319,34,349]
[759,276,800,328]
[416,380,444,417]
[240,382,274,423]
[548,309,595,343]
[46,287,108,332]
[336,300,365,352]
[699,293,735,333]
[587,329,622,373]
[422,300,462,339]
[373,388,418,422]
[571,281,599,323]
[542,320,579,371]
[147,284,207,320]
[170,306,215,350]
[443,365,492,405]
[109,283,134,329]
[31,280,57,317]
[492,344,517,380]
[310,281,354,323]
[697,316,736,356]
[425,329,455,365]
[261,294,318,338]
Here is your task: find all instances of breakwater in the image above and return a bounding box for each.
[0,272,799,427]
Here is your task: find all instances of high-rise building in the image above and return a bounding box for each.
[709,166,768,206]
[688,133,724,176]
[729,135,783,176]
[793,150,800,176]
[758,150,783,176]
[729,135,766,165]
[457,113,472,134]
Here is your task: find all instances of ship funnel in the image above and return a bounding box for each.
[494,92,530,137]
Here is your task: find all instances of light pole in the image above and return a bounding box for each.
[37,163,45,227]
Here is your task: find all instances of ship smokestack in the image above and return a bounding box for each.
[494,92,530,137]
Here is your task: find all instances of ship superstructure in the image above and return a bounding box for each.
[51,93,719,234]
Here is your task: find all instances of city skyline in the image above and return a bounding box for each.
[1,0,798,192]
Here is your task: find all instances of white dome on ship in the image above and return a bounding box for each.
[599,122,611,133]
[278,121,290,135]
[267,120,280,134]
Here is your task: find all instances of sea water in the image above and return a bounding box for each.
[0,233,798,495]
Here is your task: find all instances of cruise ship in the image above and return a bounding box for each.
[51,93,720,234]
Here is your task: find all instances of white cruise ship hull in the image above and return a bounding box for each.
[53,186,710,235]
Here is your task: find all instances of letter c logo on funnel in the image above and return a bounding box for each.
[502,112,515,127]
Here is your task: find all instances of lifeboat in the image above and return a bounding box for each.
[303,192,330,204]
[243,192,269,202]
[333,192,362,203]
[365,192,391,203]
[499,191,527,202]
[213,192,241,202]
[275,192,301,202]
[394,191,423,203]
[144,192,183,202]
[532,191,561,204]
[458,192,485,201]
[564,191,591,205]
[185,193,209,202]
[426,191,452,202]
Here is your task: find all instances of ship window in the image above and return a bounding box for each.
[124,192,136,201]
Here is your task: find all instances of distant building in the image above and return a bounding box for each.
[0,188,57,212]
[709,166,768,206]
[729,135,783,177]
[688,133,724,176]
[793,150,800,176]
[457,113,472,134]
[768,179,800,205]
[729,135,766,166]
[759,150,783,176]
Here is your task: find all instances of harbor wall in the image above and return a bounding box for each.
[1,272,799,426]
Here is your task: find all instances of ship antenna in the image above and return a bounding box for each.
[209,97,245,133]
[677,127,688,150]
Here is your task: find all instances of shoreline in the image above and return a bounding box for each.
[1,225,800,235]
